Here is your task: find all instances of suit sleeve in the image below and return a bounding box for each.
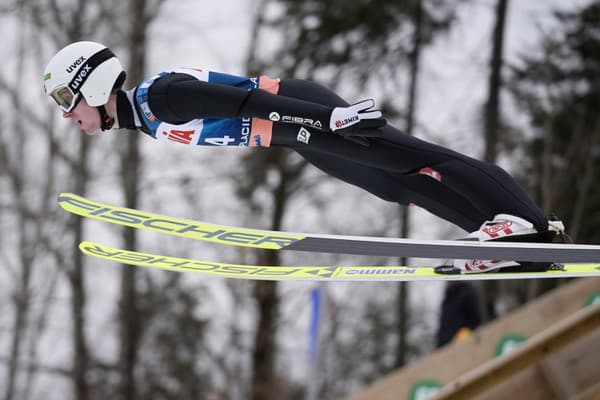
[147,73,333,130]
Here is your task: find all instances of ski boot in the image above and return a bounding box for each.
[435,214,566,274]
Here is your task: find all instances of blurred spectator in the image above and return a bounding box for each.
[436,282,481,347]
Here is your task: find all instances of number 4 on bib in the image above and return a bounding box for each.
[204,135,236,146]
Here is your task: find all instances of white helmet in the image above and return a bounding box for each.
[43,41,126,113]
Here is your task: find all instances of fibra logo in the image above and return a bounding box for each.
[66,56,86,73]
[281,115,323,129]
[269,112,281,122]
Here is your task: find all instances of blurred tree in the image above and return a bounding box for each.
[117,0,147,398]
[479,0,510,322]
[1,5,43,400]
[243,0,463,396]
[508,1,600,298]
[483,0,509,164]
[243,2,309,399]
[233,148,308,400]
[249,0,457,94]
[135,275,212,400]
[0,1,167,399]
[0,0,114,398]
[116,1,169,399]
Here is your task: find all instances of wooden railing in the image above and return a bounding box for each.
[344,278,600,400]
[432,303,600,399]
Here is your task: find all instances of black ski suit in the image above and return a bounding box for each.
[116,72,548,233]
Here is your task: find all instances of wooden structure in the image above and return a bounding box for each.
[345,278,600,400]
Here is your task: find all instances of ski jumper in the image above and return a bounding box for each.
[116,68,548,233]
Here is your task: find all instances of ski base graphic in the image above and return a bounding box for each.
[80,242,600,282]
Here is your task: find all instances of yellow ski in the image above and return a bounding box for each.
[59,193,600,263]
[80,241,600,281]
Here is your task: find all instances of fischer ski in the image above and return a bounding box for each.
[80,241,600,281]
[59,193,600,262]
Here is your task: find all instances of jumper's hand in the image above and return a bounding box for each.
[329,99,386,146]
[329,99,386,134]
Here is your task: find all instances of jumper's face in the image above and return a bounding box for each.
[62,98,101,135]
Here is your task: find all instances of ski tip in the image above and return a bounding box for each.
[57,192,78,203]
